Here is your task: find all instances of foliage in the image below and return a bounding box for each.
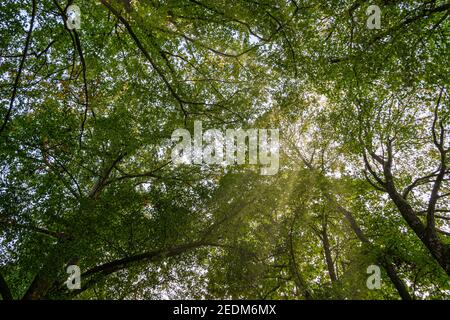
[0,0,449,300]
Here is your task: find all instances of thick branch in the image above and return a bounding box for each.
[0,272,13,300]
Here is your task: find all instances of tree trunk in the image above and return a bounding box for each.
[321,223,338,283]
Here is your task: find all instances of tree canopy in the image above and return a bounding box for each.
[0,0,449,300]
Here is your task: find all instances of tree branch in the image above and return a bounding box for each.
[0,0,37,134]
[0,272,13,300]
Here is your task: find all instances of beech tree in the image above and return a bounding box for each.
[1,0,449,300]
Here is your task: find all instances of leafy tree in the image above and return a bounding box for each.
[0,0,449,300]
